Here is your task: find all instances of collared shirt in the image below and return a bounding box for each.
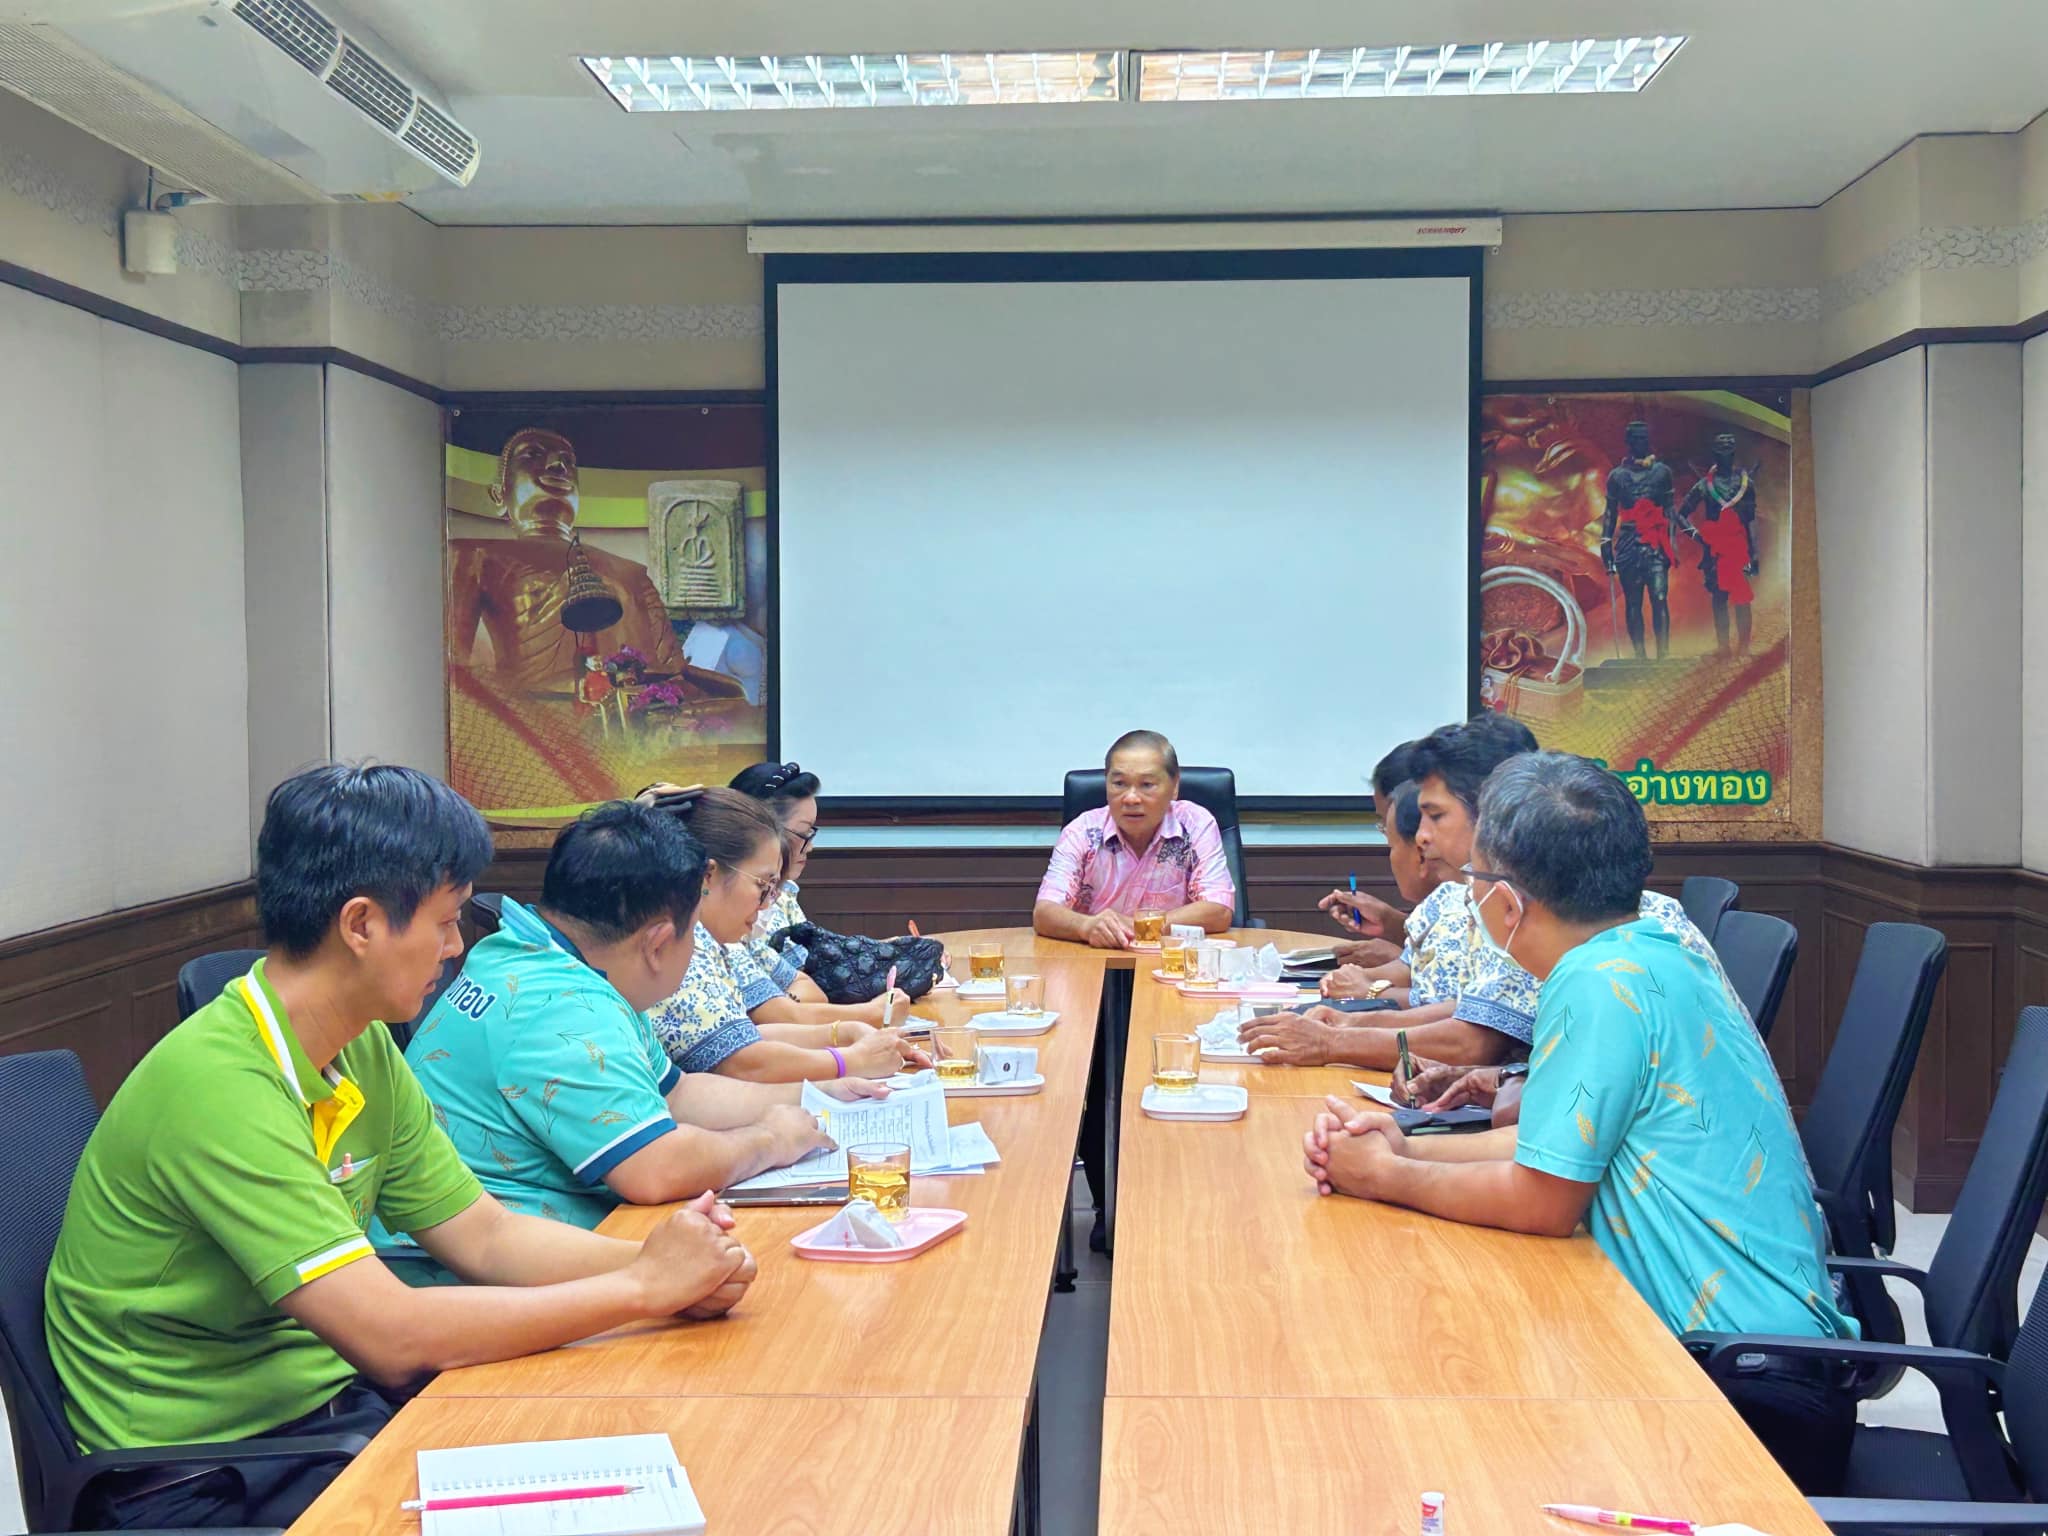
[649,923,766,1074]
[744,882,809,992]
[1403,884,1745,1049]
[1035,801,1236,918]
[45,960,481,1452]
[1517,918,1855,1343]
[403,898,684,1231]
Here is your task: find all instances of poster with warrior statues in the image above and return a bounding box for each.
[444,405,770,827]
[1477,389,1800,827]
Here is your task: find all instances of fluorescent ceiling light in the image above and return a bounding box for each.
[583,52,1122,111]
[1136,38,1686,100]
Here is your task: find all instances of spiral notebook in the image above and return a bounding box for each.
[416,1434,706,1535]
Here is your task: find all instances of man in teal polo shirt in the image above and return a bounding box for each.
[1301,752,1858,1495]
[402,802,878,1240]
[45,765,760,1530]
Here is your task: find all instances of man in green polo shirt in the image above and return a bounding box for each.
[46,764,761,1530]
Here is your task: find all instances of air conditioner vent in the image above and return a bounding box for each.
[328,37,409,132]
[403,95,478,181]
[229,0,338,76]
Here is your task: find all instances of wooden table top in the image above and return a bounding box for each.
[420,957,1102,1404]
[293,1394,1025,1536]
[1108,975,1721,1404]
[1101,1396,1832,1536]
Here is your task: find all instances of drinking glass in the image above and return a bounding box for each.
[931,1025,980,1085]
[1005,972,1046,1016]
[968,943,1005,982]
[1151,1033,1200,1093]
[846,1143,912,1220]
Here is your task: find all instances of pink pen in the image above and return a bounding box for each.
[1543,1504,1695,1535]
[883,964,898,1021]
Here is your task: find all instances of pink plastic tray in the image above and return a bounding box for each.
[790,1207,967,1262]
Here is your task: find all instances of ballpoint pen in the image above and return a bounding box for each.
[1542,1503,1695,1535]
[402,1484,640,1513]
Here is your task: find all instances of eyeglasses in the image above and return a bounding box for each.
[786,824,818,851]
[729,864,783,907]
[1459,863,1511,886]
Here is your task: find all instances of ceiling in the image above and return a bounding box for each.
[325,0,2048,226]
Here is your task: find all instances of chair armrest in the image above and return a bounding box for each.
[1826,1254,1930,1291]
[1683,1331,2005,1390]
[1809,1497,2048,1532]
[69,1432,369,1526]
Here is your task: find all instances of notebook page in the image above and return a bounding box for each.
[418,1434,705,1536]
[726,1076,951,1190]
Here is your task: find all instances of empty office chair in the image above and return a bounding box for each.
[1679,874,1739,942]
[1797,923,1947,1369]
[1060,766,1258,926]
[0,1050,364,1531]
[173,948,264,1022]
[1713,909,1799,1042]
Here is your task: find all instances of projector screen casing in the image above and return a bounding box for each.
[765,247,1483,811]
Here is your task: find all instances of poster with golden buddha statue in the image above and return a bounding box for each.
[444,405,769,827]
[1477,388,1815,836]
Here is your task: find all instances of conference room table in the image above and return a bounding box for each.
[289,925,1831,1536]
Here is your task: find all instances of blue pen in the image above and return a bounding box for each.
[1347,873,1359,930]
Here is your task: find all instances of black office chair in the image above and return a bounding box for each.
[388,953,464,1054]
[1689,1014,2048,1523]
[1798,923,1947,1377]
[174,949,264,1022]
[1679,875,1740,942]
[1060,767,1258,926]
[468,891,506,936]
[0,1050,365,1531]
[1713,909,1798,1042]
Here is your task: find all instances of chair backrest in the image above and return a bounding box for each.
[1920,1008,2048,1359]
[1678,875,1739,942]
[1060,766,1250,925]
[1800,922,1946,1257]
[1711,910,1798,1042]
[468,891,506,937]
[174,948,265,1022]
[0,1051,101,1528]
[2002,1233,2048,1498]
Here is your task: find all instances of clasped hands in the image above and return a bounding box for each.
[1302,1097,1409,1198]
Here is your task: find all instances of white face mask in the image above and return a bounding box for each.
[1464,875,1524,966]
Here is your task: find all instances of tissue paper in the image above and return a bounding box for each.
[809,1199,906,1249]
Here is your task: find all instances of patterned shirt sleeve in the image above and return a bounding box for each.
[1036,815,1093,907]
[728,938,784,1012]
[1515,960,1649,1184]
[1449,893,1542,1045]
[499,988,678,1187]
[1180,804,1236,914]
[649,926,764,1074]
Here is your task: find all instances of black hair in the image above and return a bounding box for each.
[729,760,823,818]
[1475,752,1650,922]
[1106,729,1179,780]
[1386,780,1423,843]
[1371,741,1423,802]
[654,785,781,868]
[256,763,492,958]
[541,802,707,943]
[1410,714,1542,815]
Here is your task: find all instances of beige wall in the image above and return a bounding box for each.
[0,283,250,940]
[2025,334,2048,874]
[7,96,2048,397]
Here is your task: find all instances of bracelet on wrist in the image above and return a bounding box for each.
[827,1046,846,1079]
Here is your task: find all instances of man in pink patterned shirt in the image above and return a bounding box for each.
[1033,730,1236,949]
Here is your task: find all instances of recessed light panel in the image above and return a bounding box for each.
[583,52,1122,111]
[1136,38,1685,101]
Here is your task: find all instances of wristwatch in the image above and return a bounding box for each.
[1497,1062,1531,1082]
[1365,979,1392,999]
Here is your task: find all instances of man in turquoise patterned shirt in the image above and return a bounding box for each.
[1303,751,1856,1495]
[405,803,884,1234]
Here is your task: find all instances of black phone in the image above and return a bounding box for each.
[1318,996,1400,1014]
[720,1184,849,1207]
[1391,1104,1494,1134]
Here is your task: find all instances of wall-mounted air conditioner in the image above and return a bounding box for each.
[0,0,480,202]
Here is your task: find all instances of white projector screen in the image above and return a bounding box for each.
[774,265,1474,801]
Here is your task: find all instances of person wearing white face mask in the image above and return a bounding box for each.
[1302,751,1855,1497]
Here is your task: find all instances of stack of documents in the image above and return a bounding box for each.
[726,1077,999,1191]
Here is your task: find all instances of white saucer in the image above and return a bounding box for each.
[944,1073,1047,1097]
[967,1010,1059,1037]
[1141,1083,1249,1121]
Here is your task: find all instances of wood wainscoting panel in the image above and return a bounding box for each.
[0,883,261,1104]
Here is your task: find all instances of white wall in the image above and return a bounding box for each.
[1816,350,1931,863]
[1925,345,2025,865]
[0,285,249,939]
[239,364,329,850]
[2025,335,2048,873]
[323,368,446,772]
